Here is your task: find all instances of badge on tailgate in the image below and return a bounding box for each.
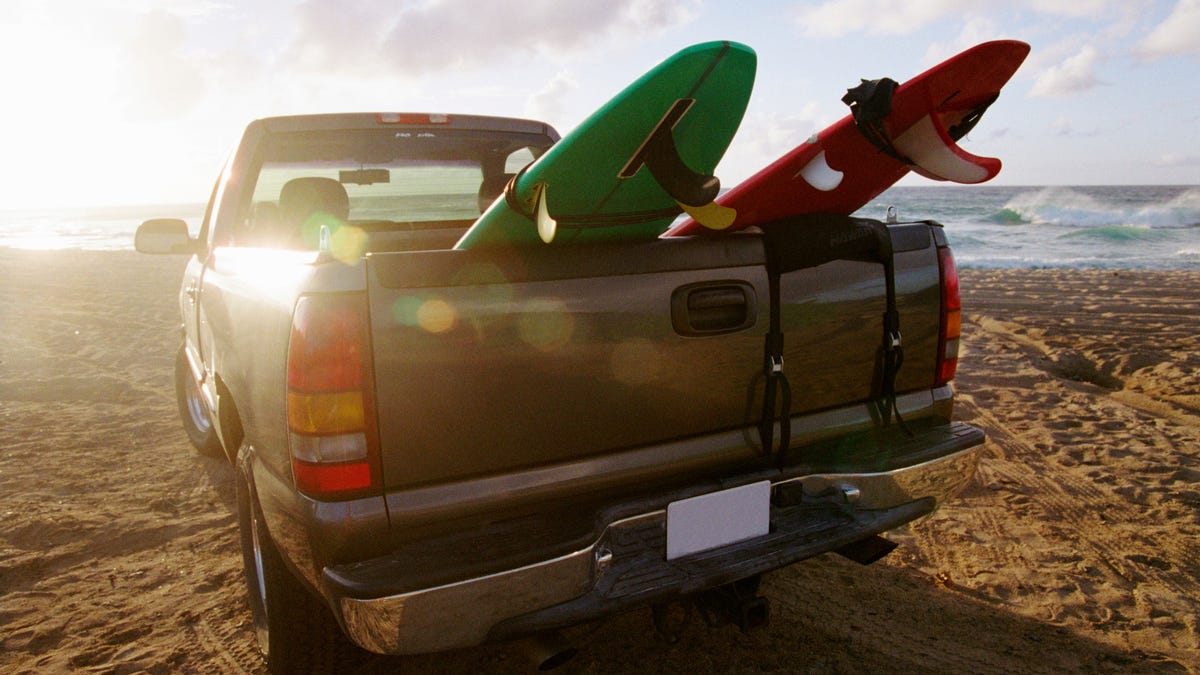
[666,481,771,560]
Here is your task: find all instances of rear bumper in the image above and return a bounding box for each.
[327,422,984,654]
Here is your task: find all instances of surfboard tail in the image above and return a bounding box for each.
[892,113,1002,184]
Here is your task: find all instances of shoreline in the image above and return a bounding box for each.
[2,249,1197,672]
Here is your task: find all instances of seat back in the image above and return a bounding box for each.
[276,177,350,248]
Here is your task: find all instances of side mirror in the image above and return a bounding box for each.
[135,218,197,255]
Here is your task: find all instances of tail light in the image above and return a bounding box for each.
[935,245,961,386]
[287,293,381,499]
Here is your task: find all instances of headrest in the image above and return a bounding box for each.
[478,173,515,213]
[279,177,350,226]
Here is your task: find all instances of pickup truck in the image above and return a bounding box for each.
[135,112,983,673]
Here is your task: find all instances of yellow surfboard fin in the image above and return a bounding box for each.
[534,183,557,243]
[678,200,737,231]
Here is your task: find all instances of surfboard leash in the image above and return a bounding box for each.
[946,93,1000,141]
[842,77,913,165]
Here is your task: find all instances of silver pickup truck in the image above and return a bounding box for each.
[136,113,982,673]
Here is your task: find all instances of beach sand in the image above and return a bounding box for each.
[1,248,1197,673]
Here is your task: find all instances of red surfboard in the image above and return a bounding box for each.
[664,40,1030,236]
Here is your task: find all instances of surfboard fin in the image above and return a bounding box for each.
[892,113,1001,184]
[533,182,557,243]
[642,129,722,207]
[678,200,737,230]
[797,150,845,192]
[619,98,737,230]
[844,76,1002,184]
[621,99,723,207]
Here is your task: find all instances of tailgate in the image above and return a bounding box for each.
[365,225,942,493]
[367,237,767,489]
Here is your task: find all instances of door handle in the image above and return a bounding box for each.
[671,281,757,336]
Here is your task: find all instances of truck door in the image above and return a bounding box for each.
[182,175,224,419]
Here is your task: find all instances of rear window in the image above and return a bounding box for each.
[235,127,550,247]
[250,160,485,223]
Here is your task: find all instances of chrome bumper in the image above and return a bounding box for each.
[334,423,983,654]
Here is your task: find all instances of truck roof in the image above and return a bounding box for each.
[250,112,559,140]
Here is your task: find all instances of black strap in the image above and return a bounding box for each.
[947,93,999,141]
[873,225,908,433]
[842,77,911,164]
[759,215,912,454]
[760,251,791,456]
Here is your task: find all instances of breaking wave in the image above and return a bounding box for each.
[994,186,1200,230]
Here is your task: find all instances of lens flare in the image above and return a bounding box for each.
[518,298,574,352]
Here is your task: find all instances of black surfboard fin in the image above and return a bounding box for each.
[620,99,735,229]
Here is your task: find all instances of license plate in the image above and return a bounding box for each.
[666,481,770,560]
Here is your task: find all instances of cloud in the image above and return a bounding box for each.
[717,104,829,182]
[118,10,206,121]
[794,0,975,37]
[792,0,1125,38]
[985,126,1011,141]
[920,16,1004,65]
[285,0,700,76]
[1152,153,1200,167]
[1136,0,1200,60]
[1050,115,1100,137]
[284,0,395,73]
[1021,0,1116,18]
[1030,45,1104,96]
[525,71,579,124]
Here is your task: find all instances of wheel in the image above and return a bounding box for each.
[174,344,223,457]
[236,450,354,673]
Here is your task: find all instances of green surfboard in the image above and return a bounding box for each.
[454,41,756,249]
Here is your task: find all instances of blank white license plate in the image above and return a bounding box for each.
[666,481,771,560]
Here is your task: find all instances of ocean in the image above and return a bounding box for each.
[1,185,1198,270]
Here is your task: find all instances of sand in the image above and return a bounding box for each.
[1,248,1197,673]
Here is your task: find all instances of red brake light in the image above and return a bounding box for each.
[376,113,450,125]
[288,302,364,391]
[287,293,381,499]
[936,246,961,386]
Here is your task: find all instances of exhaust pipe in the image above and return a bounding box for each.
[518,631,578,671]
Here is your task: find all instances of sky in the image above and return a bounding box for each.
[1,0,1198,209]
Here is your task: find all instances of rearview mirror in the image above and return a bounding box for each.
[135,218,195,255]
[339,168,390,185]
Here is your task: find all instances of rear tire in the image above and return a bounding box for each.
[174,345,223,457]
[236,450,354,674]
